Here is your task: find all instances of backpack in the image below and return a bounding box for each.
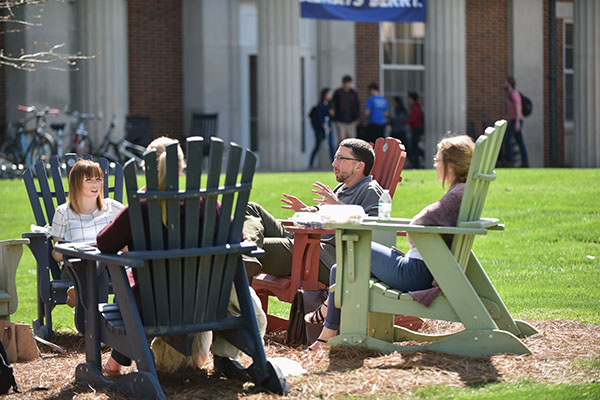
[0,340,18,394]
[520,92,532,117]
[308,106,319,131]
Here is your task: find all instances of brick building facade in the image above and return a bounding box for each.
[352,0,570,167]
[127,0,183,142]
[2,0,596,169]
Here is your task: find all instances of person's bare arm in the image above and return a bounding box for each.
[51,237,64,262]
[281,193,312,212]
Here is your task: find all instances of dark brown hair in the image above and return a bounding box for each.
[339,138,375,176]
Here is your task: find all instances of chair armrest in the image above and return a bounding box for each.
[285,226,336,235]
[56,242,257,269]
[0,238,30,246]
[325,220,490,235]
[22,232,49,240]
[250,247,265,258]
[457,218,501,229]
[53,243,143,268]
[123,242,258,263]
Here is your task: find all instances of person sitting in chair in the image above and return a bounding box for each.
[51,159,125,307]
[97,137,266,376]
[243,138,384,284]
[305,135,475,350]
[51,159,125,262]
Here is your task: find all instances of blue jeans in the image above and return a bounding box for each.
[323,242,434,331]
[503,119,529,166]
[309,128,336,167]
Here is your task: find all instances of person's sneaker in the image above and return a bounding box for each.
[66,286,76,308]
[213,355,249,381]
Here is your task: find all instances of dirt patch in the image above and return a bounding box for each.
[7,319,600,399]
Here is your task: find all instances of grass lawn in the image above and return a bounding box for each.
[0,167,598,398]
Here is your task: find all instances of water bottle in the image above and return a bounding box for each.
[378,189,392,220]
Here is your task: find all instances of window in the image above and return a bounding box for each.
[381,22,426,116]
[563,21,574,123]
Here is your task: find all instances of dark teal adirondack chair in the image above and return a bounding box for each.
[22,154,123,339]
[54,138,288,398]
[325,121,538,357]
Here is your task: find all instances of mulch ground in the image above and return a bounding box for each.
[6,319,600,399]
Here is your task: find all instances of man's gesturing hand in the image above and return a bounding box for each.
[312,181,340,205]
[281,193,310,212]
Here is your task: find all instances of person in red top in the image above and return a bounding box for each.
[503,76,529,167]
[402,92,424,168]
[97,137,266,377]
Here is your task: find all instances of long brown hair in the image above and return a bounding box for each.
[68,160,104,214]
[436,135,475,190]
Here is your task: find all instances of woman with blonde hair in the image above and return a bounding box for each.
[306,135,476,350]
[98,137,266,376]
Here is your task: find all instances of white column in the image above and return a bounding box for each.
[509,0,544,168]
[257,0,302,171]
[424,0,466,167]
[183,0,238,147]
[316,20,355,90]
[574,0,600,168]
[76,0,128,145]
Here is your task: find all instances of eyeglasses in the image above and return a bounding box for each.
[433,156,441,165]
[334,155,361,162]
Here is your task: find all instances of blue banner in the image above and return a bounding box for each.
[300,0,426,23]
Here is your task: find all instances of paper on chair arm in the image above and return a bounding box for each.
[318,204,366,224]
[290,212,323,229]
[30,224,52,236]
[291,205,367,228]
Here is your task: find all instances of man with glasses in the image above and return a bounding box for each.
[243,138,384,284]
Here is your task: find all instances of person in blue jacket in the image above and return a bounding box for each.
[364,82,388,143]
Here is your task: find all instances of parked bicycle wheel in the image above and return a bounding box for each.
[29,132,57,165]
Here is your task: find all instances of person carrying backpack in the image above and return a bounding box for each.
[503,76,529,167]
[308,88,336,169]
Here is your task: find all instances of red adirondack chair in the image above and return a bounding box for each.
[251,137,410,331]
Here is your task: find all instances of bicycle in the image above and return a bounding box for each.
[49,121,67,158]
[0,105,59,176]
[69,111,100,157]
[94,115,146,169]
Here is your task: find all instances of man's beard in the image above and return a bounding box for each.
[334,169,348,183]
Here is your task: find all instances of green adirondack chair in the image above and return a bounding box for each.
[0,239,29,320]
[325,120,538,357]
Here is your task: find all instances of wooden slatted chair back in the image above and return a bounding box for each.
[190,113,218,156]
[370,137,406,198]
[122,137,256,329]
[452,120,507,270]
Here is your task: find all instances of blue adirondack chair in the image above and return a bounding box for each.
[325,121,538,357]
[54,138,288,398]
[22,154,123,339]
